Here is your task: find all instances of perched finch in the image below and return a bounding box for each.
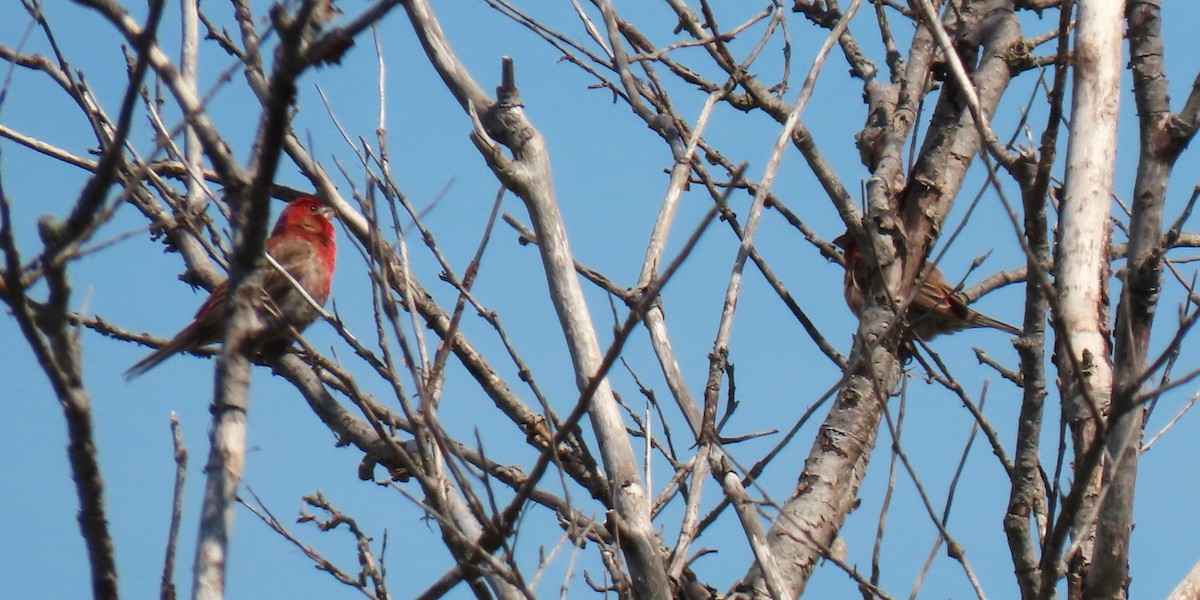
[833,232,1019,339]
[125,197,337,379]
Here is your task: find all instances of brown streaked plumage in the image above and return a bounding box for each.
[833,232,1019,340]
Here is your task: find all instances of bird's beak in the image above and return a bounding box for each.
[318,205,336,220]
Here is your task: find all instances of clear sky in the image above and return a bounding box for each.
[4,2,1200,598]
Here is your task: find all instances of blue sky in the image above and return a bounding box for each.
[4,2,1200,598]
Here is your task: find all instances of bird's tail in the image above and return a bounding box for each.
[971,312,1021,336]
[124,334,193,380]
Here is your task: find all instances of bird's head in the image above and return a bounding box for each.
[275,196,336,240]
[832,231,861,262]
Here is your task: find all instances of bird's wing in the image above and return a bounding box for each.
[913,277,973,321]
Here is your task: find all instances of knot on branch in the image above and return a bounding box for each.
[495,56,523,109]
[1003,39,1038,73]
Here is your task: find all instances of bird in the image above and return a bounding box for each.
[125,197,337,379]
[833,232,1019,339]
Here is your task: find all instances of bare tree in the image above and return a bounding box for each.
[5,0,1200,598]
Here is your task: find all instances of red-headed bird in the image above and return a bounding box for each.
[125,197,337,379]
[833,232,1019,339]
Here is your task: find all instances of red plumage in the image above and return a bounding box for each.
[125,197,337,379]
[833,232,1019,340]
